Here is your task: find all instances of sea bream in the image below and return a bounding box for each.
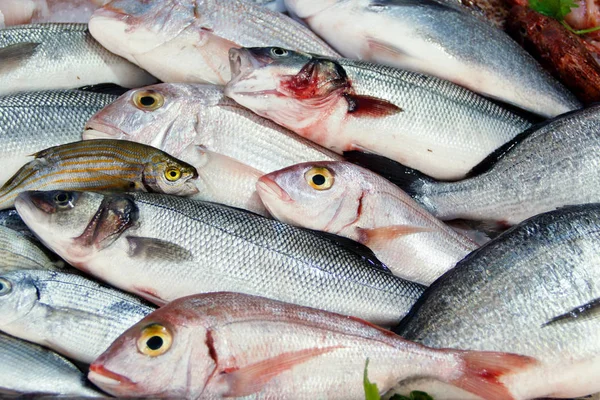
[225,47,533,180]
[88,0,338,85]
[283,0,581,117]
[14,190,425,326]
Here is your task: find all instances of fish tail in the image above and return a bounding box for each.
[450,350,537,400]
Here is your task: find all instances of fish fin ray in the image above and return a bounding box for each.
[343,93,402,117]
[0,42,40,73]
[126,236,194,262]
[543,297,600,327]
[357,225,434,249]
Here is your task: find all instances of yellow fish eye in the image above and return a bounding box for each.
[304,167,334,190]
[133,90,164,111]
[165,167,182,182]
[137,324,172,357]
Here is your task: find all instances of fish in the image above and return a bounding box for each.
[14,190,425,326]
[88,292,536,399]
[0,225,57,272]
[0,139,199,210]
[346,105,600,226]
[0,331,102,397]
[0,268,155,364]
[394,204,600,399]
[0,209,34,238]
[225,47,534,180]
[248,0,287,12]
[87,0,338,85]
[83,83,342,173]
[0,89,119,186]
[282,0,581,117]
[257,161,478,285]
[0,0,110,26]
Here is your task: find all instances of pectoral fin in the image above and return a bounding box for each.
[0,42,40,74]
[357,225,434,249]
[543,297,600,327]
[126,237,194,262]
[343,93,402,118]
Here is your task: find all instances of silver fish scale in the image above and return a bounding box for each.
[0,225,53,272]
[131,193,424,325]
[397,204,600,364]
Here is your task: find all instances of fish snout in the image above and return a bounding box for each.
[256,175,293,203]
[228,48,258,81]
[16,191,57,215]
[88,363,133,389]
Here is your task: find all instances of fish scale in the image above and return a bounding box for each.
[0,225,55,272]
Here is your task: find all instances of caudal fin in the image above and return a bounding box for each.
[451,350,537,400]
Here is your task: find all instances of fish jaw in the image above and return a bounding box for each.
[256,175,296,223]
[88,360,137,397]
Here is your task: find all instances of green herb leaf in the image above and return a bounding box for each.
[389,395,411,400]
[363,359,381,400]
[409,391,434,400]
[528,0,579,21]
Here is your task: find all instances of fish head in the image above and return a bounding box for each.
[143,153,199,196]
[257,161,362,231]
[0,270,39,327]
[284,0,340,18]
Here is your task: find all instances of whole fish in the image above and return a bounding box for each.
[15,190,425,326]
[350,105,600,226]
[283,0,581,117]
[84,83,341,173]
[0,225,57,272]
[0,23,156,95]
[88,292,535,399]
[395,204,600,399]
[258,161,477,285]
[0,332,102,397]
[0,268,155,363]
[88,0,337,85]
[0,139,199,210]
[0,89,118,186]
[225,47,533,180]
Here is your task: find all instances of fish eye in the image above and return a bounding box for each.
[270,47,288,57]
[133,90,164,111]
[0,278,12,296]
[164,167,182,182]
[304,167,334,190]
[137,324,172,357]
[54,192,74,208]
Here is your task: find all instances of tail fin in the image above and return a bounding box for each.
[342,151,436,197]
[451,351,537,400]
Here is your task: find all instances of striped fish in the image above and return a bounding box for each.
[0,140,198,210]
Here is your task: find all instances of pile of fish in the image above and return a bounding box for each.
[1,0,600,399]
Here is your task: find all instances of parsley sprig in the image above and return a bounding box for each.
[529,0,600,34]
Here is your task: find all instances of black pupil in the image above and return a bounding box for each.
[169,170,178,177]
[0,282,4,291]
[56,193,68,203]
[312,174,326,186]
[146,335,163,350]
[274,48,285,55]
[140,96,155,107]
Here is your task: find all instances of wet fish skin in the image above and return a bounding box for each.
[0,139,199,210]
[0,268,155,364]
[0,23,156,95]
[0,89,118,187]
[225,47,533,180]
[0,225,57,272]
[395,204,600,399]
[0,332,102,397]
[258,161,477,285]
[247,0,287,11]
[0,209,33,237]
[88,0,337,85]
[84,83,341,173]
[15,190,425,326]
[283,0,580,117]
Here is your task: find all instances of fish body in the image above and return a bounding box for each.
[395,204,600,399]
[84,83,341,173]
[0,89,118,186]
[89,292,535,399]
[247,0,287,11]
[225,48,533,180]
[88,0,337,85]
[283,0,580,117]
[15,190,425,326]
[0,23,156,95]
[0,139,198,210]
[258,161,477,285]
[0,225,56,272]
[0,209,34,238]
[0,268,155,363]
[0,332,102,397]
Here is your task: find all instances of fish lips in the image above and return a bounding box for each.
[228,48,264,82]
[88,363,135,392]
[256,176,293,203]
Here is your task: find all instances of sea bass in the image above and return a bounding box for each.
[258,162,477,285]
[0,89,118,186]
[0,23,156,95]
[283,0,581,117]
[0,225,57,272]
[88,0,338,85]
[349,105,600,226]
[0,139,198,210]
[395,204,600,399]
[225,47,534,180]
[15,190,425,326]
[84,83,341,173]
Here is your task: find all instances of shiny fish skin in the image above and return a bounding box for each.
[0,89,118,186]
[0,225,56,272]
[0,209,34,238]
[15,191,425,326]
[0,332,102,397]
[0,139,199,210]
[283,0,580,117]
[247,0,286,11]
[0,23,156,95]
[84,83,341,173]
[0,269,155,363]
[88,0,338,85]
[395,204,600,399]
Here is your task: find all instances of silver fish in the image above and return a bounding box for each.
[0,225,57,272]
[395,204,600,399]
[0,268,155,363]
[0,23,156,95]
[15,190,425,326]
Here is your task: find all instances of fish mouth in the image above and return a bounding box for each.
[256,176,293,203]
[228,48,268,81]
[88,363,133,388]
[84,121,128,140]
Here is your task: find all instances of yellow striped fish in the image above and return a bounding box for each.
[0,140,198,210]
